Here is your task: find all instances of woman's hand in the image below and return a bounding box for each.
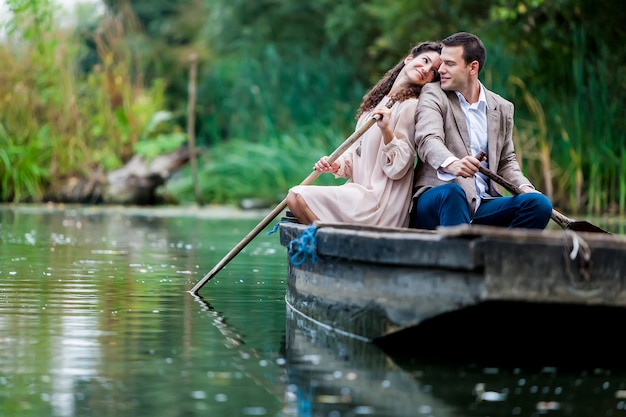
[313,156,339,173]
[372,105,394,144]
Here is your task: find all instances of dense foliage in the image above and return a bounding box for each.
[0,0,169,202]
[0,0,624,216]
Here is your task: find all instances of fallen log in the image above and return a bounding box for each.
[46,148,193,205]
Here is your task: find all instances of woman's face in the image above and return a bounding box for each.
[404,51,442,86]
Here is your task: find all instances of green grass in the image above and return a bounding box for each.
[167,130,348,205]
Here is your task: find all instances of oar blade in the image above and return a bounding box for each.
[566,221,611,234]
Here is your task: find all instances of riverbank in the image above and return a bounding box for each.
[0,202,272,220]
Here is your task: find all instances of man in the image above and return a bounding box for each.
[410,32,552,230]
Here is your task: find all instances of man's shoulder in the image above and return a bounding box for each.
[422,82,444,94]
[420,82,453,103]
[483,86,513,107]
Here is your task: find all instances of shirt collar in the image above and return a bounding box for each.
[455,82,487,109]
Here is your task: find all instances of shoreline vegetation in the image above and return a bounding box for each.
[0,202,272,220]
[2,202,624,236]
[0,0,624,218]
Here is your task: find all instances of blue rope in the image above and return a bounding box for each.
[267,220,285,235]
[288,225,318,266]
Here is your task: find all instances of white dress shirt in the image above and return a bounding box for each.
[437,83,491,209]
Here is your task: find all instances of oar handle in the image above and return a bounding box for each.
[474,152,572,229]
[297,116,380,186]
[299,100,394,185]
[189,99,395,295]
[474,153,522,196]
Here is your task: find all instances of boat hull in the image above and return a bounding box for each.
[279,222,626,341]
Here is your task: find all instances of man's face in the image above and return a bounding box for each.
[438,45,472,92]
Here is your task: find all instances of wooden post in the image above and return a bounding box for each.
[187,53,203,206]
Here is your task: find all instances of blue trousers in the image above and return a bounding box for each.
[410,183,553,230]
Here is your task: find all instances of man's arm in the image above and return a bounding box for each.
[415,84,482,179]
[494,100,535,190]
[414,84,456,170]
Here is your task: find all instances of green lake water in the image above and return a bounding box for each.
[1,204,626,417]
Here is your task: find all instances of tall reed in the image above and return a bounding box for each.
[0,0,169,202]
[547,30,623,216]
[485,37,623,216]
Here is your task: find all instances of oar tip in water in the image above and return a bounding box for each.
[473,156,610,235]
[567,221,611,234]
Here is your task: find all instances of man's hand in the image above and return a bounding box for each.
[520,185,540,194]
[443,155,481,178]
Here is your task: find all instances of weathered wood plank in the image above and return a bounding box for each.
[286,256,485,339]
[279,221,626,340]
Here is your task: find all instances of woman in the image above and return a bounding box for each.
[286,41,442,227]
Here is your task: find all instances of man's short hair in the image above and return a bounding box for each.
[442,32,486,73]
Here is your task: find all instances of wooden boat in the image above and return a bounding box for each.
[278,221,626,349]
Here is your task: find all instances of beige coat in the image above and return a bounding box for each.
[290,98,418,227]
[413,82,532,216]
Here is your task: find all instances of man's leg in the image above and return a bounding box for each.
[473,193,553,229]
[411,183,471,230]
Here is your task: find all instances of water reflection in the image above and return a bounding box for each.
[285,307,457,416]
[285,305,626,417]
[0,204,289,417]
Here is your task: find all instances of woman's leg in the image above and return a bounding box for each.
[286,191,319,224]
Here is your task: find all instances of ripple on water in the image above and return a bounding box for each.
[0,206,291,417]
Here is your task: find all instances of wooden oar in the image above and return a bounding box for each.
[474,154,610,234]
[188,100,394,295]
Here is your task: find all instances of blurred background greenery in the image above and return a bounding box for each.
[0,0,624,216]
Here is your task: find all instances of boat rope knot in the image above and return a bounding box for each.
[288,225,318,266]
[267,220,286,235]
[562,229,592,284]
[268,211,301,235]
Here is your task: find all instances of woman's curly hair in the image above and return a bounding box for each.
[356,41,442,120]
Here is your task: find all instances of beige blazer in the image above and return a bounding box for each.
[413,82,532,216]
